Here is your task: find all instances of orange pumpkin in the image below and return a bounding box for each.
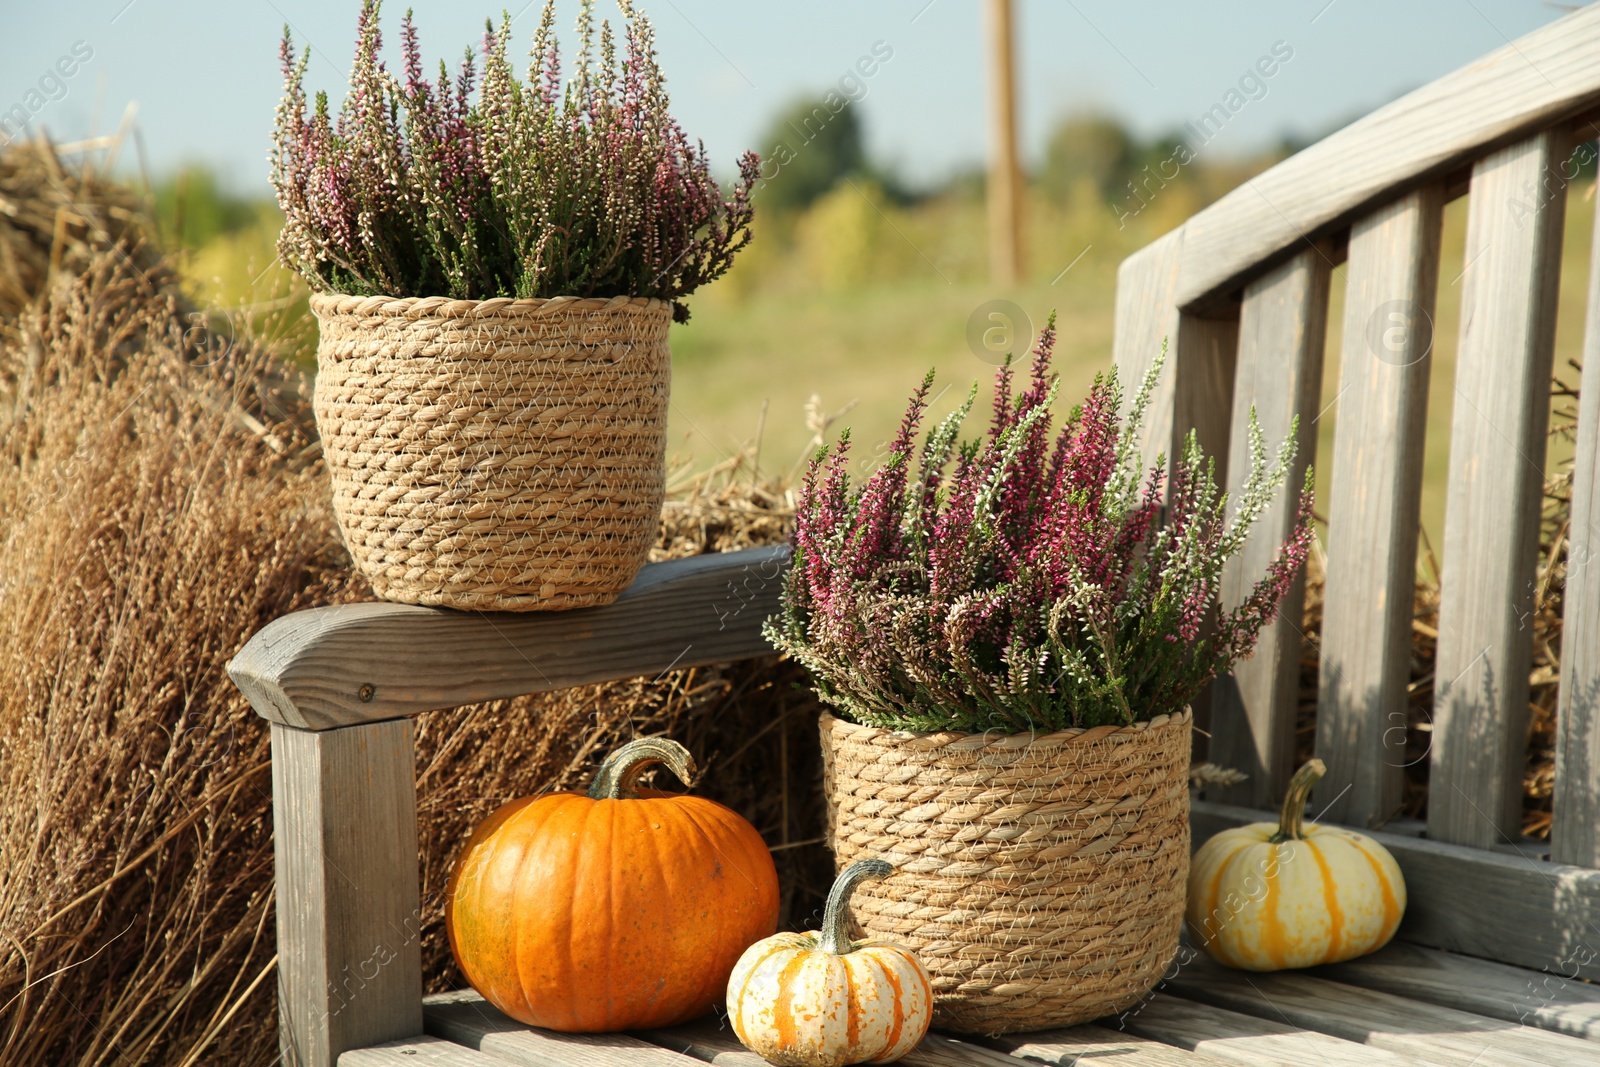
[446,737,779,1032]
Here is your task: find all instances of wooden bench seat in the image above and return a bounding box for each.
[232,547,1600,1067]
[334,940,1600,1066]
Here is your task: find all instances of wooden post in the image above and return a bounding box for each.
[1552,158,1600,868]
[985,0,1023,286]
[272,719,423,1067]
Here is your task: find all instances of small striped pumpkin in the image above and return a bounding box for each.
[727,859,931,1067]
[1187,758,1406,971]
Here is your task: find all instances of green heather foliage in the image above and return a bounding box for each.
[767,321,1315,733]
[271,0,757,319]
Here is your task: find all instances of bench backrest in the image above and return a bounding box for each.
[1112,3,1600,864]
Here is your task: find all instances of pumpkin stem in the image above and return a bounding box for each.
[586,737,697,800]
[1272,758,1327,842]
[818,858,892,956]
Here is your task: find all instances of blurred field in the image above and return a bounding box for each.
[171,152,1594,551]
[681,177,1595,546]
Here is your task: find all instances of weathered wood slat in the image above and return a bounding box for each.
[1553,157,1600,868]
[423,991,700,1066]
[901,1034,1037,1067]
[1169,5,1600,311]
[1171,316,1241,510]
[1315,941,1600,1041]
[1209,247,1330,807]
[1111,243,1239,754]
[1193,799,1600,980]
[338,1035,516,1065]
[1317,186,1445,828]
[1167,957,1600,1067]
[1111,231,1238,756]
[989,1025,1241,1066]
[1430,129,1569,848]
[1117,993,1427,1066]
[230,546,788,731]
[1112,229,1184,475]
[641,1014,1025,1067]
[276,720,423,1067]
[634,1019,767,1066]
[1109,228,1240,483]
[1158,314,1245,740]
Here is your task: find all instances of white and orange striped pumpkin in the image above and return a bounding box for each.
[1187,758,1406,971]
[727,859,931,1067]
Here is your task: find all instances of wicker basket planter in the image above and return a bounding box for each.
[312,292,671,611]
[819,707,1192,1035]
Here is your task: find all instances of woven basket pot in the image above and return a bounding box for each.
[819,707,1191,1035]
[312,292,671,611]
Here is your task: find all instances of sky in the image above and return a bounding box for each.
[0,0,1584,194]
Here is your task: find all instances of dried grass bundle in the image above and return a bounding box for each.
[0,137,158,322]
[0,246,347,1065]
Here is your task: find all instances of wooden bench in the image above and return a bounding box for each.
[230,6,1600,1065]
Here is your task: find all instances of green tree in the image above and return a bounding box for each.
[754,96,866,214]
[1038,113,1134,203]
[152,166,260,250]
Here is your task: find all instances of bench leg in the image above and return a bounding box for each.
[272,719,424,1067]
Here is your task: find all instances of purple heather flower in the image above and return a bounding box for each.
[270,0,757,306]
[767,323,1316,733]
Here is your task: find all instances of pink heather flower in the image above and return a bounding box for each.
[270,0,756,312]
[766,320,1316,734]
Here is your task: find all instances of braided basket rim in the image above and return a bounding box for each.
[819,706,1193,749]
[308,290,671,321]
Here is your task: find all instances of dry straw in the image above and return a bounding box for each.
[820,709,1192,1034]
[0,138,158,321]
[312,291,671,610]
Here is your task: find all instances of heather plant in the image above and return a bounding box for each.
[271,0,757,320]
[766,318,1315,733]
